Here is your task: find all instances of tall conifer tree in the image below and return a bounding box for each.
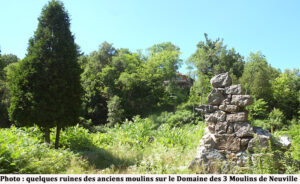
[8,0,83,148]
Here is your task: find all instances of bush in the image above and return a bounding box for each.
[149,109,200,127]
[246,98,268,120]
[51,125,94,151]
[107,95,124,126]
[245,142,299,174]
[251,119,270,130]
[269,108,286,133]
[0,126,88,173]
[167,110,200,127]
[288,123,300,161]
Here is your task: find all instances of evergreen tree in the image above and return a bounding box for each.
[8,0,83,148]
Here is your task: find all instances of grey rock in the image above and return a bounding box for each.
[236,151,249,167]
[219,104,238,113]
[215,134,241,153]
[247,127,272,152]
[217,88,225,95]
[278,133,292,148]
[201,130,216,149]
[225,84,242,95]
[208,89,225,105]
[190,73,291,172]
[205,110,226,123]
[226,112,248,122]
[221,98,231,105]
[210,72,232,88]
[240,138,251,150]
[227,123,234,134]
[231,95,253,107]
[234,122,254,138]
[189,147,227,173]
[215,121,228,134]
[195,105,218,113]
[206,122,216,133]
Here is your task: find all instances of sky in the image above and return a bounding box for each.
[0,0,299,74]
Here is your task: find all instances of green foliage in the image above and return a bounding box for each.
[107,95,124,126]
[81,42,118,124]
[8,0,83,145]
[272,70,300,119]
[268,108,286,133]
[187,33,244,79]
[251,119,269,130]
[188,74,211,106]
[246,98,269,120]
[0,54,19,128]
[50,125,94,151]
[1,114,299,174]
[240,51,277,104]
[81,41,183,124]
[0,126,88,173]
[148,109,200,127]
[166,110,199,127]
[245,143,299,174]
[288,123,300,161]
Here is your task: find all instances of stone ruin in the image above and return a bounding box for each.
[189,72,277,173]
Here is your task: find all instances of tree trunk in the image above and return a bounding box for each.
[44,127,50,145]
[55,124,61,149]
[173,98,177,113]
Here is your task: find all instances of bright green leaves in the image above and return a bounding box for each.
[272,71,300,119]
[188,33,244,79]
[81,42,182,125]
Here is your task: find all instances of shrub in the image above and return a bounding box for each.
[245,142,299,174]
[107,95,124,126]
[269,108,286,133]
[288,123,300,161]
[0,126,88,174]
[246,98,268,120]
[51,125,94,151]
[149,109,200,127]
[167,110,199,127]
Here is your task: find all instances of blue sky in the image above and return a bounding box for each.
[0,0,299,73]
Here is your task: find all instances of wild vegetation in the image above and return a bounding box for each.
[0,0,299,174]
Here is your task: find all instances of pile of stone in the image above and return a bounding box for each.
[189,72,274,173]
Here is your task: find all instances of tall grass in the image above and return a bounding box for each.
[0,112,299,174]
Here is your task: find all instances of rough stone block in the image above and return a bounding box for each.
[231,95,253,107]
[225,84,242,95]
[247,127,272,152]
[234,122,254,138]
[215,134,241,153]
[219,104,238,113]
[226,112,248,122]
[227,123,234,134]
[210,72,232,88]
[195,105,218,113]
[208,89,225,105]
[205,110,226,123]
[215,121,228,134]
[206,121,215,133]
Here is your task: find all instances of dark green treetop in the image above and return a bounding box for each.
[8,0,83,144]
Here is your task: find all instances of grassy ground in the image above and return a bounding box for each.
[0,114,299,174]
[0,116,205,174]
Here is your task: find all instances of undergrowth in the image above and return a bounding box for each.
[0,113,299,174]
[0,115,205,174]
